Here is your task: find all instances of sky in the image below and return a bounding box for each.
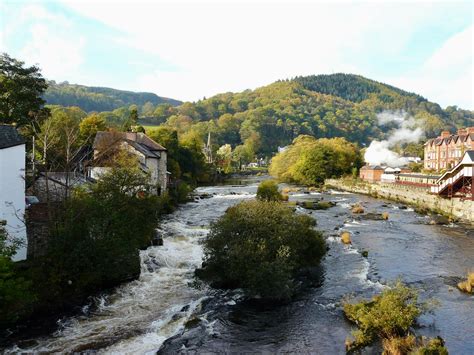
[0,0,472,108]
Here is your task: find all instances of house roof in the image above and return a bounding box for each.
[0,125,25,149]
[93,131,166,161]
[94,131,166,151]
[361,165,385,171]
[425,132,474,147]
[460,150,474,164]
[399,173,441,179]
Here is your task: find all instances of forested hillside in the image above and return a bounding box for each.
[146,74,473,161]
[44,81,181,112]
[41,74,474,165]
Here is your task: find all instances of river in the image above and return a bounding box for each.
[5,177,474,354]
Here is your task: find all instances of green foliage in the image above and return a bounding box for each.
[256,180,282,201]
[294,73,424,103]
[0,53,48,127]
[138,74,472,161]
[0,224,34,327]
[29,159,164,311]
[343,281,432,352]
[44,81,181,112]
[270,136,362,186]
[147,126,208,183]
[79,113,107,144]
[415,337,448,355]
[199,200,326,300]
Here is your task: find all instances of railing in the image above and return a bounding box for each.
[431,166,473,194]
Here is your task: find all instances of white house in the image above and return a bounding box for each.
[0,125,27,261]
[90,131,168,194]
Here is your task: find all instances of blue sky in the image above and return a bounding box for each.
[1,0,472,108]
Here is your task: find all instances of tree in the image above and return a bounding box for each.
[216,144,232,173]
[198,200,326,300]
[270,135,362,186]
[0,222,33,327]
[141,101,155,116]
[256,180,282,201]
[0,53,48,127]
[79,113,107,144]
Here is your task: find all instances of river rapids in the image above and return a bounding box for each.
[4,177,474,354]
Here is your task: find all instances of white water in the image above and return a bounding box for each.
[8,185,258,354]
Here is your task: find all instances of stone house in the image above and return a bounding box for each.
[90,131,168,194]
[0,125,27,260]
[424,127,474,171]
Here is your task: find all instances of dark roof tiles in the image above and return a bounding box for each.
[0,125,25,149]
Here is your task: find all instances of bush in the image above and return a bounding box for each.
[343,281,442,353]
[24,162,164,318]
[0,224,34,327]
[199,200,326,300]
[256,180,282,201]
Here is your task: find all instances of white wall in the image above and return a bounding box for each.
[0,144,26,261]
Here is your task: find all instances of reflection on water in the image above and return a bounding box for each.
[5,176,474,354]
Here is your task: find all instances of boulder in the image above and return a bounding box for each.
[151,230,164,246]
[361,213,385,220]
[351,204,365,214]
[428,214,450,225]
[457,272,474,294]
[298,201,336,210]
[340,231,351,244]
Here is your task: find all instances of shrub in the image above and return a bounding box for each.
[0,224,34,327]
[343,281,440,352]
[27,162,163,315]
[256,180,282,201]
[199,200,326,300]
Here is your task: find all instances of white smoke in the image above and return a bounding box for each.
[364,111,424,167]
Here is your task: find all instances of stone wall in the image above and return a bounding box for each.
[326,179,474,224]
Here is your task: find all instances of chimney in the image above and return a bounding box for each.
[125,132,138,141]
[440,130,451,138]
[457,128,467,135]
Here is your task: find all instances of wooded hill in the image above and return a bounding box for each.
[44,81,182,112]
[43,74,473,159]
[153,73,473,157]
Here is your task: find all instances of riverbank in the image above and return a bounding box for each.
[325,178,474,224]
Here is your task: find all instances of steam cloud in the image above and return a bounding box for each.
[364,111,424,167]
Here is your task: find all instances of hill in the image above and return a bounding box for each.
[152,74,473,158]
[43,81,182,112]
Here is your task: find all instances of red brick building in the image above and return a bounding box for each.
[424,127,474,171]
[359,165,385,183]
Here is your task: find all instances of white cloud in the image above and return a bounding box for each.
[2,3,86,81]
[385,25,473,109]
[5,0,472,107]
[60,1,445,101]
[20,23,85,80]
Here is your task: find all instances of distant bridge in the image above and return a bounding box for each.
[431,150,474,200]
